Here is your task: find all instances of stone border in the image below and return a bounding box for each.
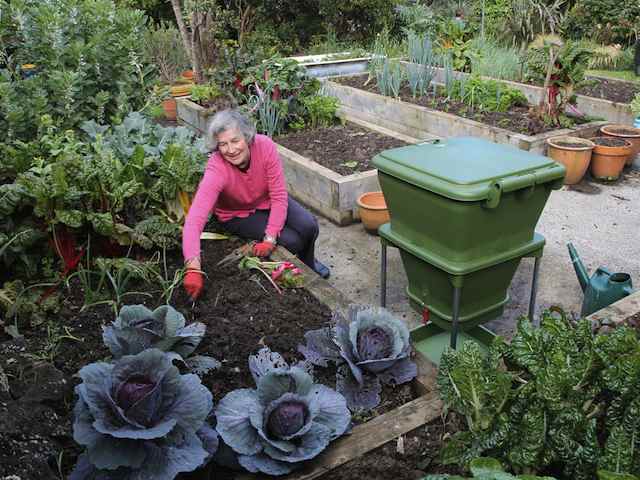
[587,290,640,326]
[277,116,423,225]
[322,75,609,154]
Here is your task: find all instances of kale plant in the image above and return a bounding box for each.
[215,347,351,475]
[298,305,417,411]
[70,348,217,479]
[437,310,640,479]
[103,304,220,375]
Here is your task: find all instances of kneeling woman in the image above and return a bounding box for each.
[182,109,330,299]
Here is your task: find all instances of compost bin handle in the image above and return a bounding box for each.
[484,174,537,209]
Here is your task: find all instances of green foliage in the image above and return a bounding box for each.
[242,56,309,97]
[437,18,474,71]
[397,1,438,36]
[453,76,528,112]
[469,37,525,82]
[301,95,339,129]
[317,0,399,42]
[564,0,640,47]
[437,310,640,479]
[189,83,223,104]
[0,0,154,145]
[376,59,404,98]
[143,21,190,84]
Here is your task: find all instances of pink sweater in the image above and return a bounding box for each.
[182,134,288,261]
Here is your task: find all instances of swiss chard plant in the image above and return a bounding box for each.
[70,348,217,480]
[437,310,640,480]
[103,304,220,376]
[215,347,351,475]
[298,305,417,411]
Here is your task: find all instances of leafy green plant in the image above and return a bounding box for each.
[215,347,351,475]
[452,76,528,112]
[376,59,404,98]
[70,348,217,478]
[437,310,640,479]
[143,21,190,84]
[302,95,339,129]
[298,305,417,411]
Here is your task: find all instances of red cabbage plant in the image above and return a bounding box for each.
[298,305,417,411]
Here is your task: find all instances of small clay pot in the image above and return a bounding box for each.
[170,81,192,98]
[357,191,390,234]
[546,136,595,185]
[181,70,194,81]
[589,136,632,180]
[600,124,640,166]
[162,98,177,121]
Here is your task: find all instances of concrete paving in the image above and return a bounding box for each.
[314,169,640,337]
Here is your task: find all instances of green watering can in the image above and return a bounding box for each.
[567,243,634,317]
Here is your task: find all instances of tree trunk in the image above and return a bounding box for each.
[170,0,199,82]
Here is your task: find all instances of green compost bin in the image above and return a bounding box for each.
[380,223,545,330]
[372,137,565,265]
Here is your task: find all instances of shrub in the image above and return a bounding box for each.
[143,21,190,84]
[0,0,154,143]
[564,0,640,47]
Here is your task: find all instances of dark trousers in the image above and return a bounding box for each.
[220,198,319,268]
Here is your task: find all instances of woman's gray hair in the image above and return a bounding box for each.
[205,109,257,151]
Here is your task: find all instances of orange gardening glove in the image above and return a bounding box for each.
[252,241,276,258]
[184,269,204,300]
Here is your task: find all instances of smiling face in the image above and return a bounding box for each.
[216,127,250,169]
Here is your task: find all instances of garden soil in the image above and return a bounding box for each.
[0,232,418,479]
[578,77,640,104]
[275,123,407,176]
[334,75,555,136]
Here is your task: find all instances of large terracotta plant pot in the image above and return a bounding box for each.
[546,136,595,185]
[170,81,193,98]
[589,137,632,180]
[162,98,177,121]
[600,124,640,166]
[357,191,390,234]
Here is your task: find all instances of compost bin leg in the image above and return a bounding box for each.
[528,256,541,325]
[380,241,387,308]
[450,286,461,349]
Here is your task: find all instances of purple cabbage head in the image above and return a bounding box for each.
[69,348,217,479]
[215,348,351,476]
[298,305,417,411]
[102,304,220,375]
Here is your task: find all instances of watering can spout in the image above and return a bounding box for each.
[567,243,589,292]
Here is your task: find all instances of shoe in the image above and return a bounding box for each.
[313,259,330,279]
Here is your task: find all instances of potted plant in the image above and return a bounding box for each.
[546,136,595,184]
[189,83,237,112]
[601,124,640,166]
[589,136,632,181]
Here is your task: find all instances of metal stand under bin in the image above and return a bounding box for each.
[380,228,544,351]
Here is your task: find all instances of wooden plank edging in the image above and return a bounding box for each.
[586,290,640,326]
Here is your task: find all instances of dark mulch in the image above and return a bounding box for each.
[275,123,408,176]
[578,77,640,104]
[333,75,559,136]
[322,415,465,480]
[0,231,417,479]
[592,137,628,147]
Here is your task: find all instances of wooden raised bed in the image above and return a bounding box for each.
[412,63,635,126]
[587,290,640,326]
[322,75,609,155]
[286,52,372,78]
[176,97,214,134]
[276,116,422,225]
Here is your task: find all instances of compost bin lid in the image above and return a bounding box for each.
[372,137,565,203]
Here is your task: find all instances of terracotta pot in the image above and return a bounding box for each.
[589,136,632,180]
[600,124,640,166]
[546,136,595,185]
[357,191,390,234]
[162,98,177,121]
[170,81,192,98]
[181,69,194,81]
